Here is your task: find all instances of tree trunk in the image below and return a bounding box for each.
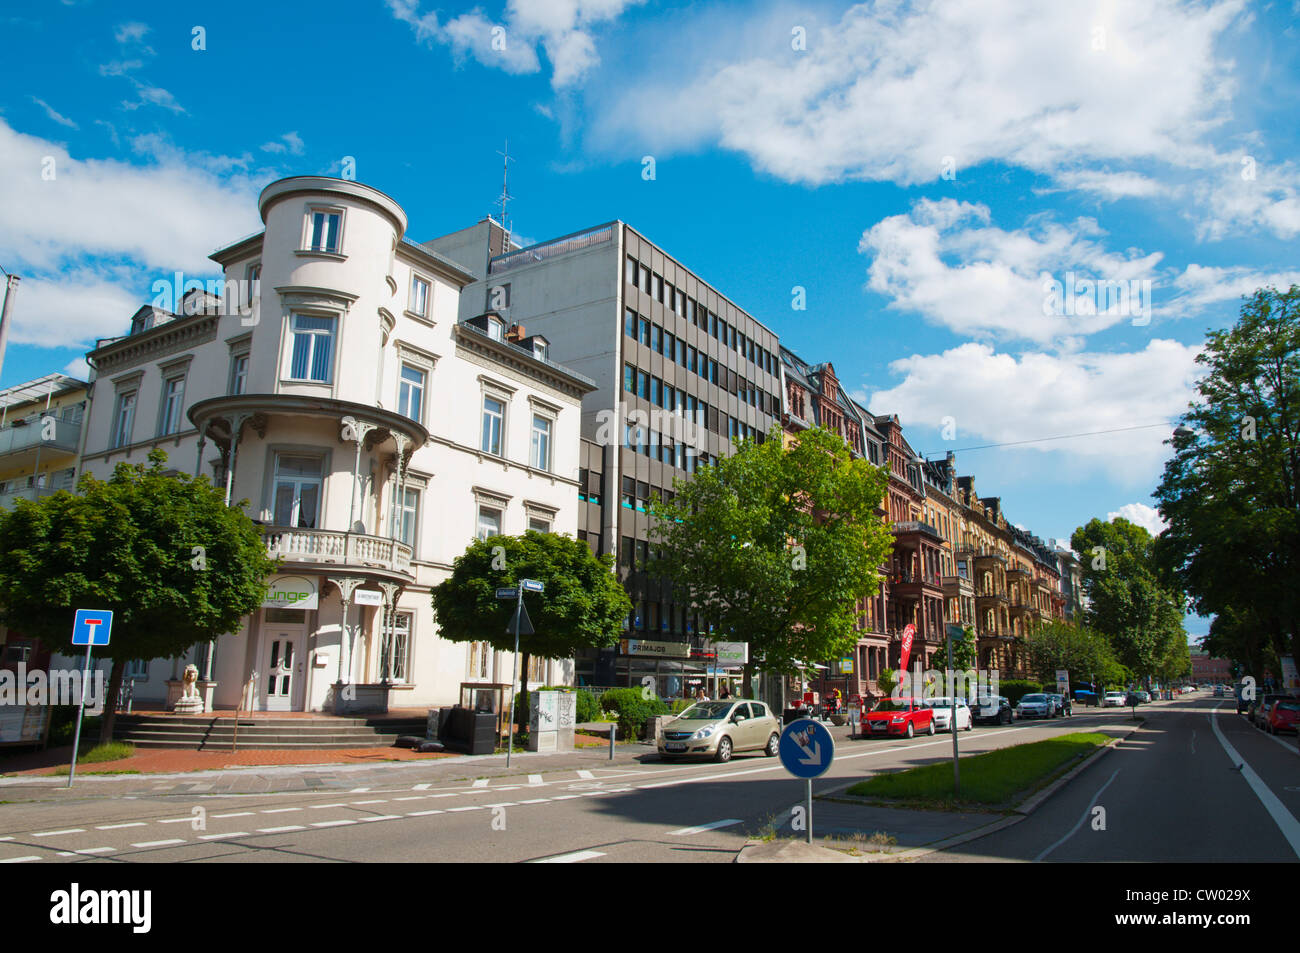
[97,657,127,747]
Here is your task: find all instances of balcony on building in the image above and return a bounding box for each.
[0,411,83,467]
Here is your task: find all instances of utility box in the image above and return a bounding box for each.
[527,691,577,752]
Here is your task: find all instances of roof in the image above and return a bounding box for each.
[0,374,88,412]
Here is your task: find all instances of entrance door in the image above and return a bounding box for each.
[262,629,305,711]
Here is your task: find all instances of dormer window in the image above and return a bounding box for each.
[533,341,548,362]
[487,317,504,342]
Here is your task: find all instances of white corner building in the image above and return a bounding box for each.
[73,176,593,713]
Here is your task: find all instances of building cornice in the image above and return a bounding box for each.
[91,314,220,375]
[453,323,596,403]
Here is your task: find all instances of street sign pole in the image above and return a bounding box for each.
[505,586,522,768]
[947,626,959,796]
[66,641,93,788]
[805,779,813,844]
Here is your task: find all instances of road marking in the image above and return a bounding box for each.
[311,820,356,828]
[349,787,371,793]
[517,798,548,805]
[211,812,255,819]
[552,794,581,800]
[131,839,185,849]
[33,829,85,837]
[472,779,490,788]
[262,808,302,814]
[257,825,306,834]
[96,822,146,830]
[159,817,194,824]
[577,770,594,780]
[448,806,482,812]
[199,832,248,840]
[531,850,605,864]
[309,804,347,810]
[351,799,387,805]
[1034,767,1121,862]
[528,775,544,785]
[668,819,744,836]
[406,810,444,817]
[393,796,425,802]
[359,815,401,823]
[0,837,11,842]
[413,783,432,790]
[0,856,40,863]
[1211,705,1300,859]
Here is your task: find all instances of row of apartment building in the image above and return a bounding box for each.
[0,174,1081,716]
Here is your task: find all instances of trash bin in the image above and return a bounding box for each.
[438,706,497,755]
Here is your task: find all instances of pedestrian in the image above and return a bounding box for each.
[719,686,731,700]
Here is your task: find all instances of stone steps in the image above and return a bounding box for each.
[112,715,427,750]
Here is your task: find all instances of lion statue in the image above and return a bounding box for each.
[173,663,205,713]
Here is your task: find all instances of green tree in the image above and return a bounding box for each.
[1022,620,1120,685]
[0,450,277,743]
[648,426,894,697]
[876,667,898,700]
[1071,517,1186,681]
[1155,285,1300,669]
[431,531,630,727]
[930,625,976,671]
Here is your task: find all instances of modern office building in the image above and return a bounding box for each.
[67,176,592,712]
[428,219,783,699]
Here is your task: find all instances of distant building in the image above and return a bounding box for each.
[1190,650,1231,684]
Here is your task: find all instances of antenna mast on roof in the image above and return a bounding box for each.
[496,139,514,251]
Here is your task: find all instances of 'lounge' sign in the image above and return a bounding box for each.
[262,574,319,610]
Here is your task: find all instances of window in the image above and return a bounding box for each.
[159,376,185,435]
[533,340,548,362]
[272,454,322,528]
[624,308,637,338]
[528,516,551,533]
[624,363,636,394]
[391,612,412,682]
[288,314,335,382]
[395,487,419,550]
[409,275,430,316]
[530,414,552,471]
[398,365,426,423]
[651,325,661,353]
[124,660,149,680]
[305,208,342,253]
[111,392,136,449]
[487,317,505,342]
[481,396,505,455]
[229,353,249,395]
[476,506,502,540]
[625,256,638,286]
[246,264,261,307]
[639,318,650,346]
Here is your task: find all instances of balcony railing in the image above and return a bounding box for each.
[892,520,942,539]
[264,527,413,574]
[488,223,615,275]
[0,416,82,457]
[0,486,61,509]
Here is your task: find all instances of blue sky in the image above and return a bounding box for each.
[4,0,1300,639]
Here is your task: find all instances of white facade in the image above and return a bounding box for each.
[71,176,593,712]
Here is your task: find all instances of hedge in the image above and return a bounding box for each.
[998,680,1045,706]
[599,688,669,740]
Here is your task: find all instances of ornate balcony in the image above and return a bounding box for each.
[264,526,413,577]
[890,568,944,601]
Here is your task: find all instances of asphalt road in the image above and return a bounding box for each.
[0,702,1238,864]
[924,696,1300,863]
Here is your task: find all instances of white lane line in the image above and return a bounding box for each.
[1211,705,1300,859]
[256,825,306,834]
[349,787,371,793]
[0,837,11,842]
[309,803,347,810]
[261,808,302,815]
[406,810,444,817]
[552,795,581,800]
[448,806,482,812]
[495,786,521,792]
[429,793,458,799]
[131,839,185,849]
[485,803,518,809]
[1034,768,1121,862]
[531,850,605,864]
[95,822,146,830]
[472,779,490,788]
[528,775,544,785]
[359,815,401,823]
[199,832,249,841]
[413,783,432,790]
[576,770,594,780]
[211,812,255,819]
[0,856,40,863]
[668,819,744,836]
[311,820,356,828]
[33,829,85,837]
[159,817,193,824]
[56,847,115,856]
[350,799,387,805]
[393,796,425,802]
[517,798,548,805]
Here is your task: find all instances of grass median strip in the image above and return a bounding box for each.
[844,732,1111,809]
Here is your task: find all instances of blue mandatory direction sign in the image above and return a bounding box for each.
[71,609,114,646]
[778,718,835,779]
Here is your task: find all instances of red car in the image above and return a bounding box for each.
[861,697,935,738]
[1266,697,1300,734]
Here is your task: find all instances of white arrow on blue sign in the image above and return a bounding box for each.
[778,718,835,779]
[72,609,113,647]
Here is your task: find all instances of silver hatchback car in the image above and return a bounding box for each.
[658,699,782,762]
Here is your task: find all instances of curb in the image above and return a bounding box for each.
[736,719,1147,863]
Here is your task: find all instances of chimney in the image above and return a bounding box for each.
[506,323,525,343]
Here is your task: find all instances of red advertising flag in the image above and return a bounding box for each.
[899,623,916,675]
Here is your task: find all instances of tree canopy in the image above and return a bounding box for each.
[1154,285,1300,678]
[648,426,895,695]
[0,449,277,741]
[1022,620,1127,688]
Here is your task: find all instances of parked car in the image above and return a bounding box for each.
[861,697,936,738]
[924,697,973,732]
[971,695,1014,725]
[658,699,781,763]
[1213,685,1226,698]
[1133,690,1151,703]
[1016,693,1054,719]
[1251,694,1294,730]
[1047,693,1069,717]
[1102,691,1127,708]
[1265,698,1300,735]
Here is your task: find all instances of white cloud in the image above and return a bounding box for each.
[1172,263,1300,310]
[1194,159,1300,240]
[1047,170,1171,201]
[864,339,1202,483]
[114,22,150,45]
[1107,502,1168,536]
[388,0,643,88]
[6,267,144,349]
[260,131,306,156]
[859,199,1163,344]
[31,97,77,129]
